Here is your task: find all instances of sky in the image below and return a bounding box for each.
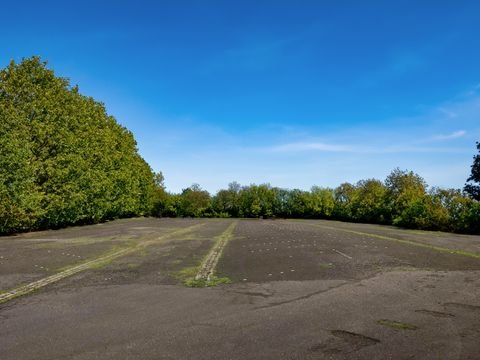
[1,0,479,193]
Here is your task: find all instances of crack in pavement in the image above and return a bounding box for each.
[254,281,353,310]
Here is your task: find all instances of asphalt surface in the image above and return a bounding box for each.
[1,218,480,359]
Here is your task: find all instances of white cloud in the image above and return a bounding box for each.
[431,130,466,141]
[268,142,352,153]
[264,141,469,155]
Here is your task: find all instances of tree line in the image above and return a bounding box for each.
[152,167,480,234]
[1,57,479,234]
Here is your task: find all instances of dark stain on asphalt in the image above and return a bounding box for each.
[310,329,380,356]
[444,302,480,311]
[331,330,381,347]
[309,341,343,354]
[228,290,273,298]
[414,309,455,318]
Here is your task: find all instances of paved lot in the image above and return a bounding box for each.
[217,220,480,282]
[1,218,480,359]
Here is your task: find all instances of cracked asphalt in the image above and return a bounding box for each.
[1,218,480,359]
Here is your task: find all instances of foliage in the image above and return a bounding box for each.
[0,57,156,234]
[152,168,479,234]
[178,184,212,217]
[308,186,335,218]
[350,179,387,223]
[464,141,480,200]
[147,166,479,234]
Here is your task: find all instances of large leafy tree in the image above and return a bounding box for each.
[0,91,43,231]
[384,168,427,227]
[213,182,241,217]
[332,182,356,220]
[464,142,480,201]
[179,184,211,217]
[238,184,277,218]
[308,186,335,218]
[0,57,156,233]
[350,179,387,223]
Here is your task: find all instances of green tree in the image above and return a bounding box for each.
[213,182,241,217]
[237,184,277,218]
[464,141,480,200]
[0,96,43,232]
[385,168,427,227]
[333,182,356,220]
[179,184,211,217]
[0,57,156,233]
[350,179,387,223]
[308,187,335,218]
[283,189,309,218]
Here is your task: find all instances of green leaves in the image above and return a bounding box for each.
[464,142,480,201]
[0,57,156,234]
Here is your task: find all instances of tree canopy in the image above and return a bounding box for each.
[0,57,156,233]
[152,167,479,234]
[464,141,480,201]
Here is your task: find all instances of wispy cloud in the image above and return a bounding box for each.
[264,141,468,155]
[141,85,479,192]
[268,142,352,153]
[431,130,466,141]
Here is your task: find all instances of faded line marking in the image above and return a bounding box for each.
[196,221,238,281]
[0,224,205,304]
[332,249,353,259]
[297,222,480,259]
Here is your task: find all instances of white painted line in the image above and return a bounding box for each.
[332,248,353,259]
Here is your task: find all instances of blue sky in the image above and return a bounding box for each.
[2,0,479,193]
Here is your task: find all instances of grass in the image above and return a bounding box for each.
[184,276,232,288]
[173,265,232,287]
[0,285,41,305]
[377,319,418,330]
[319,262,334,269]
[174,221,237,288]
[54,243,134,272]
[173,265,199,280]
